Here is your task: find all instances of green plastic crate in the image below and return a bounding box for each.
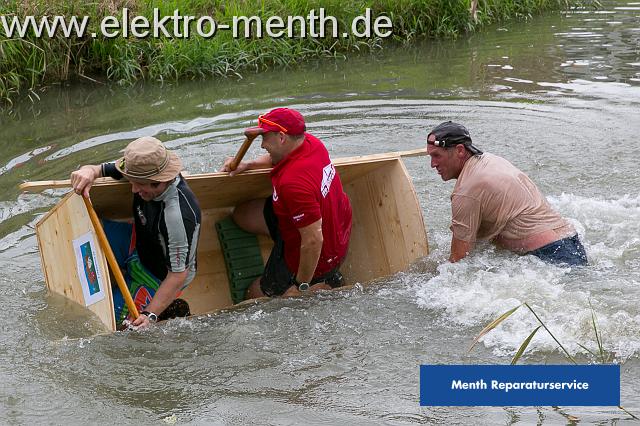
[215,217,264,304]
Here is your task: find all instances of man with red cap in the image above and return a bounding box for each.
[223,108,352,297]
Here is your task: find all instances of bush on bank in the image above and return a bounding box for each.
[0,0,597,108]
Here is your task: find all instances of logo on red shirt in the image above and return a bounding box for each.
[321,163,335,197]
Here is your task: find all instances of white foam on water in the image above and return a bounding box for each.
[549,193,640,267]
[413,193,640,360]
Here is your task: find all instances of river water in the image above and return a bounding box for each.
[1,0,639,424]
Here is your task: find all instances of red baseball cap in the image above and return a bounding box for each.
[258,108,306,135]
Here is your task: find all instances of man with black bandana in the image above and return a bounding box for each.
[71,136,201,328]
[426,121,587,266]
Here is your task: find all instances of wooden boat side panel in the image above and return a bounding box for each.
[187,173,272,211]
[85,154,404,215]
[388,159,429,263]
[90,183,133,220]
[341,159,428,283]
[36,192,116,331]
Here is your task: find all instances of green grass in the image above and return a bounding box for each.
[0,0,598,108]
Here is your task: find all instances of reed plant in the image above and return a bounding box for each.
[469,300,636,419]
[468,302,578,364]
[0,0,598,108]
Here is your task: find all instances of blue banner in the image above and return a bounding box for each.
[420,365,619,406]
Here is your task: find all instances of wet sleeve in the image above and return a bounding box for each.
[279,182,321,228]
[450,194,482,243]
[162,194,190,273]
[161,185,201,288]
[101,162,124,180]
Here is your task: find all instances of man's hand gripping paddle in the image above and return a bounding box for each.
[228,127,264,172]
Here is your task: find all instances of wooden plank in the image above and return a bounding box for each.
[36,193,116,331]
[181,270,232,314]
[25,157,407,216]
[333,147,427,166]
[18,147,427,193]
[341,172,390,283]
[390,160,429,261]
[341,159,428,283]
[368,160,428,271]
[20,177,118,192]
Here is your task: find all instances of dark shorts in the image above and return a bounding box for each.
[260,197,343,296]
[528,234,588,266]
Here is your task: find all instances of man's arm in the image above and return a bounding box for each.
[282,219,324,296]
[449,237,474,262]
[449,193,481,262]
[295,219,323,283]
[131,269,189,327]
[221,153,273,176]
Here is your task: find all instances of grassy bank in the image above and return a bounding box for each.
[0,0,596,108]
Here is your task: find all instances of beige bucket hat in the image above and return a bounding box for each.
[115,136,182,182]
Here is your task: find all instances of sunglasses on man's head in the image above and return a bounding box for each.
[258,114,288,133]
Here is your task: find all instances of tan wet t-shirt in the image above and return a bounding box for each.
[450,153,574,244]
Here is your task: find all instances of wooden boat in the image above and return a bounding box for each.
[23,149,429,332]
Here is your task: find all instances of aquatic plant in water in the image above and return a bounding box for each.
[469,300,637,419]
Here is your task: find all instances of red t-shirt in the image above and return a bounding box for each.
[270,133,352,277]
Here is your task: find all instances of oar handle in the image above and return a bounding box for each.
[228,127,263,172]
[19,177,117,193]
[82,196,139,320]
[19,179,72,192]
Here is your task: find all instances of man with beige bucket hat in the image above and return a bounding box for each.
[71,136,201,329]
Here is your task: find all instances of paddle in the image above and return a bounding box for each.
[19,178,113,192]
[82,195,139,320]
[227,127,263,172]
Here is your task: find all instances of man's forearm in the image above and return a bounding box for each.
[295,220,324,284]
[449,237,473,262]
[144,270,188,314]
[246,154,273,170]
[296,239,322,283]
